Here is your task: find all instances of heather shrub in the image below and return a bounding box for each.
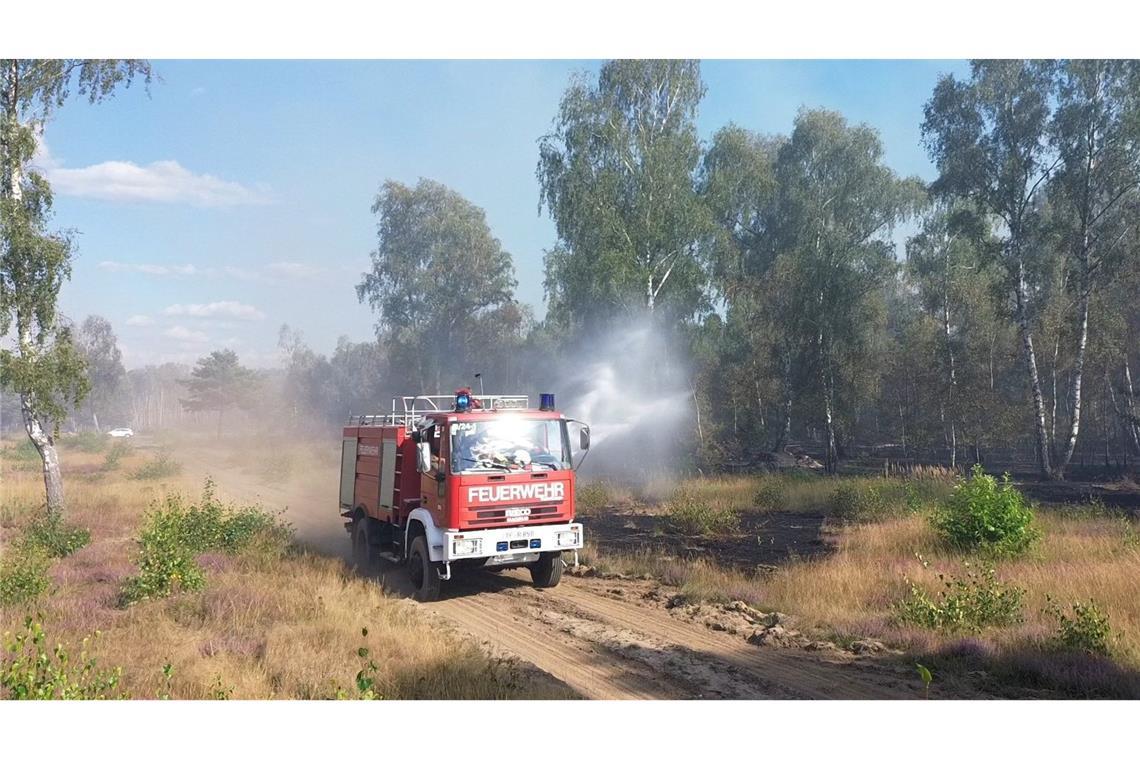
[933,465,1037,556]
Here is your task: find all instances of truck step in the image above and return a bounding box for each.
[376,551,403,564]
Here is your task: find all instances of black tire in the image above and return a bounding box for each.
[408,535,442,602]
[351,516,375,573]
[530,551,563,588]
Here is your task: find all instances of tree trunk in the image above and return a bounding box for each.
[942,239,958,469]
[21,391,65,516]
[1055,275,1090,477]
[1124,358,1140,454]
[772,348,792,452]
[1015,260,1053,479]
[8,141,67,515]
[92,411,100,433]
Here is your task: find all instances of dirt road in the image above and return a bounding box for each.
[171,439,925,700]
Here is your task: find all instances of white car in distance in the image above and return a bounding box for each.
[107,427,135,438]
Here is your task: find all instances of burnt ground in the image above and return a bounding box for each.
[1015,478,1140,514]
[580,509,832,572]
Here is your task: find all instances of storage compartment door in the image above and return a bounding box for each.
[339,438,358,509]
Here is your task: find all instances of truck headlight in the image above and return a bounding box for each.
[555,531,579,547]
[451,538,482,556]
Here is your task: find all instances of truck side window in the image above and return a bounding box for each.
[426,423,442,474]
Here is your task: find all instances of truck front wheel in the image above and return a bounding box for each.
[530,551,563,588]
[408,535,442,602]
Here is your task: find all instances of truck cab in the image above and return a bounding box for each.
[340,392,589,601]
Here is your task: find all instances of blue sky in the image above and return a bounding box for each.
[39,59,969,368]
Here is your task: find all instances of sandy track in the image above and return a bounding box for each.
[172,440,920,700]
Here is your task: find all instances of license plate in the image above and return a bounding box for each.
[505,507,531,519]
[503,528,534,538]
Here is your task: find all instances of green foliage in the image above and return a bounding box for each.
[60,430,106,453]
[333,628,384,700]
[179,350,260,435]
[932,465,1038,556]
[356,178,518,390]
[830,478,932,522]
[129,451,182,480]
[0,545,51,606]
[538,60,713,327]
[665,491,740,536]
[102,441,131,471]
[22,512,90,558]
[210,674,234,700]
[1,438,41,463]
[1045,598,1113,655]
[119,479,292,605]
[576,482,613,516]
[895,558,1024,633]
[1,617,125,699]
[915,663,933,698]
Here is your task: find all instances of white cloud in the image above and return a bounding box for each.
[99,261,199,276]
[163,301,266,321]
[34,139,268,208]
[125,315,153,326]
[267,261,325,279]
[163,325,210,343]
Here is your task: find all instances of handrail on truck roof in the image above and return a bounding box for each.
[347,394,530,430]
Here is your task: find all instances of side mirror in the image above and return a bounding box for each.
[416,441,432,473]
[579,427,590,451]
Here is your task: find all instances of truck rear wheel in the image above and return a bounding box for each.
[408,535,442,602]
[530,551,563,588]
[351,516,375,573]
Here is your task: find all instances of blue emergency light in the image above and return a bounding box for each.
[539,393,555,411]
[456,391,471,411]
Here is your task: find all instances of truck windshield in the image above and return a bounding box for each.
[450,418,570,473]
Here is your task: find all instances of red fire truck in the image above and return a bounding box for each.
[340,390,590,601]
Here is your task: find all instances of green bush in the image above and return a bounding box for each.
[62,431,107,453]
[119,479,291,605]
[932,465,1037,556]
[1,618,125,699]
[665,491,740,536]
[1046,598,1112,655]
[894,558,1024,633]
[0,547,52,606]
[752,478,787,510]
[22,513,90,558]
[102,441,131,471]
[1,439,41,468]
[576,483,613,515]
[130,452,183,480]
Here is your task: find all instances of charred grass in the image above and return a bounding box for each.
[1,441,569,699]
[580,471,1140,698]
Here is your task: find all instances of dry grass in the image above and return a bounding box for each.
[1,439,570,700]
[584,470,1140,696]
[583,470,955,517]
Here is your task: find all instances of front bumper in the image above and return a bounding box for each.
[442,522,583,562]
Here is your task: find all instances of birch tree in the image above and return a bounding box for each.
[772,109,920,472]
[1046,59,1140,474]
[1,59,149,514]
[923,60,1060,479]
[538,60,712,328]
